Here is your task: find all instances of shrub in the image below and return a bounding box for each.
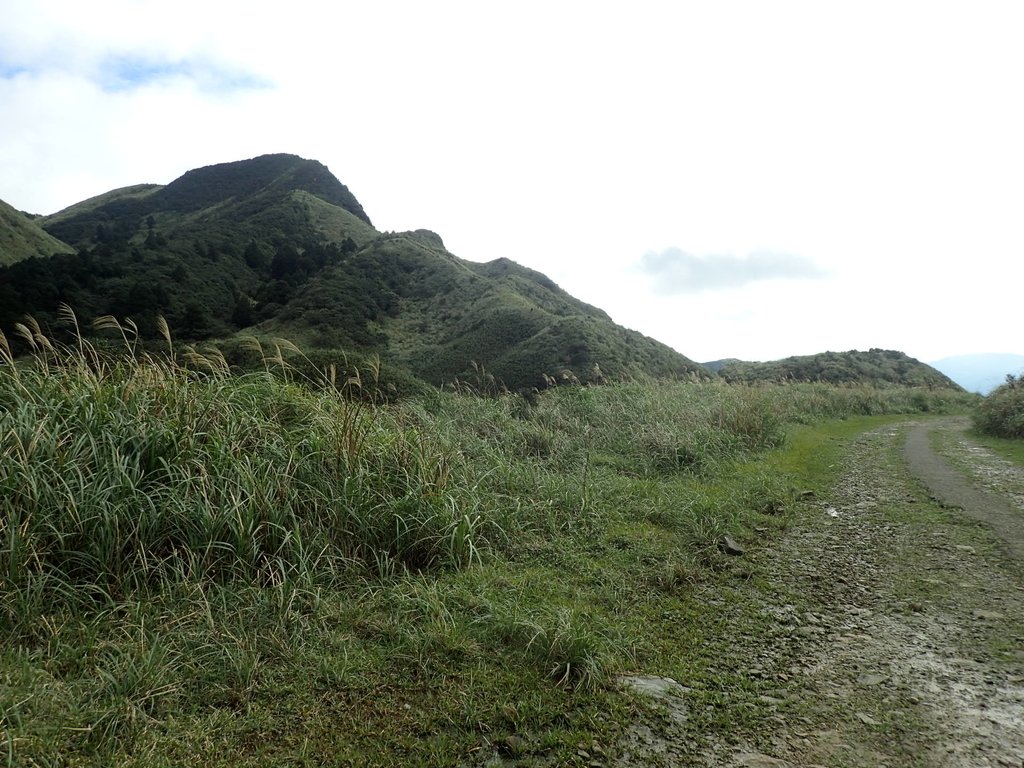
[974,375,1024,438]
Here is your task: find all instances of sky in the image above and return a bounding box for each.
[1,0,1022,364]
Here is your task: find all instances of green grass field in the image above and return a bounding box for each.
[0,316,977,766]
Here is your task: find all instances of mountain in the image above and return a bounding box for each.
[0,198,75,266]
[0,153,707,390]
[39,155,374,249]
[929,353,1024,395]
[715,349,962,389]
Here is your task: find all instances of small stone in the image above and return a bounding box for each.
[973,610,1005,621]
[718,536,745,556]
[619,674,689,723]
[856,712,880,726]
[955,545,977,554]
[857,673,887,687]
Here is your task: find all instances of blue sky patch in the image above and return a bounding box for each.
[99,55,270,94]
[0,61,31,79]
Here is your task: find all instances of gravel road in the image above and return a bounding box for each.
[621,419,1024,767]
[730,419,1024,768]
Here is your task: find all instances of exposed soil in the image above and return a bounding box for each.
[620,418,1024,767]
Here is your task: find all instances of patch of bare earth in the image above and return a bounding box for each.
[620,421,1024,767]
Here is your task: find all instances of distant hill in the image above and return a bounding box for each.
[930,353,1024,395]
[716,349,962,389]
[701,358,742,373]
[0,198,74,266]
[0,154,707,390]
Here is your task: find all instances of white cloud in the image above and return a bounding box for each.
[637,248,828,294]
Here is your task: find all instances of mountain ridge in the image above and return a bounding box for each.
[0,153,707,390]
[0,154,967,393]
[710,349,960,389]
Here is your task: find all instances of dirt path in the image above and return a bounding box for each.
[729,419,1024,767]
[904,418,1024,561]
[621,419,1024,767]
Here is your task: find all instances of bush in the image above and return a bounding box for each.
[974,375,1024,438]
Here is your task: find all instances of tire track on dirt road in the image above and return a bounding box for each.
[904,418,1024,562]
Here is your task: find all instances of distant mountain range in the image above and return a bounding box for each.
[929,354,1024,394]
[703,349,962,390]
[0,154,707,390]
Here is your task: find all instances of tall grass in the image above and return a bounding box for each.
[0,313,974,632]
[0,314,488,635]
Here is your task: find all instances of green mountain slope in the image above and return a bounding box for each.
[276,231,705,387]
[40,184,163,233]
[0,199,74,266]
[0,154,706,390]
[716,349,961,389]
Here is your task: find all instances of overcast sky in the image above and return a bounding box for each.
[1,1,1021,363]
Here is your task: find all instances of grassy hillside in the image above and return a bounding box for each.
[278,232,708,388]
[0,320,974,766]
[40,184,163,233]
[0,197,74,266]
[717,349,962,389]
[0,154,706,390]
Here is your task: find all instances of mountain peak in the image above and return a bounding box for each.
[155,154,371,225]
